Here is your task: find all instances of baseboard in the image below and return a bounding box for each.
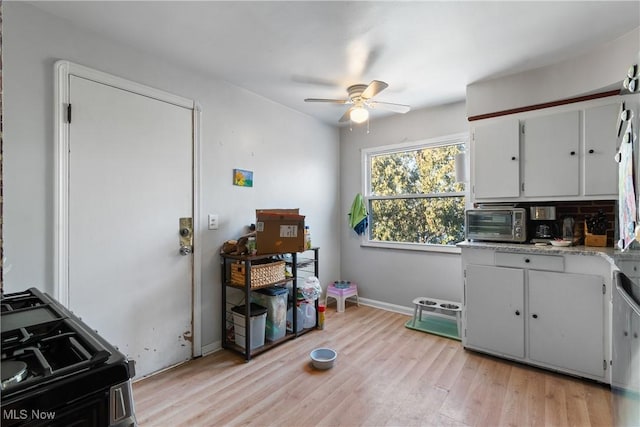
[356,297,414,316]
[200,341,222,357]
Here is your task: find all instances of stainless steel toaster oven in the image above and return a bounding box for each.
[465,207,527,243]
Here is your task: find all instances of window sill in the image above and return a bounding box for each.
[360,240,462,254]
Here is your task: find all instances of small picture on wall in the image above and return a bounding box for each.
[233,169,253,187]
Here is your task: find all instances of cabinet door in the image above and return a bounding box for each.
[584,103,619,196]
[528,270,604,378]
[523,111,580,197]
[472,119,520,199]
[465,264,525,358]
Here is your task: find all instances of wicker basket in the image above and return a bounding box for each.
[230,260,286,287]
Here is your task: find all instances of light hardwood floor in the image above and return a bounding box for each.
[133,303,613,426]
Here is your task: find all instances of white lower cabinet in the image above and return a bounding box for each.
[464,254,607,381]
[465,265,525,358]
[528,270,605,378]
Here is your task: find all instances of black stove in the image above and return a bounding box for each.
[1,288,136,426]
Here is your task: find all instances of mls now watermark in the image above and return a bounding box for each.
[3,409,56,421]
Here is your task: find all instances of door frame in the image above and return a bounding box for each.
[53,60,203,357]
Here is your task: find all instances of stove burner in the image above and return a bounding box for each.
[1,288,137,427]
[1,361,28,390]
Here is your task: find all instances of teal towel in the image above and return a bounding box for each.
[348,193,368,235]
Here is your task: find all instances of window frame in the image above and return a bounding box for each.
[361,132,469,254]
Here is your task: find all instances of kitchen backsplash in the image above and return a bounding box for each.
[518,200,617,247]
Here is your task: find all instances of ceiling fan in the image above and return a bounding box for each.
[304,80,411,123]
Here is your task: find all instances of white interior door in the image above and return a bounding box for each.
[68,75,193,378]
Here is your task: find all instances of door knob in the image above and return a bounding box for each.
[179,217,193,256]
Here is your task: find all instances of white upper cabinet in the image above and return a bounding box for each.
[523,110,580,197]
[471,119,520,199]
[470,98,620,202]
[584,103,620,196]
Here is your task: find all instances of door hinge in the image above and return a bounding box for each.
[603,284,606,295]
[521,182,525,192]
[603,359,607,371]
[464,269,466,278]
[521,124,525,134]
[66,104,72,124]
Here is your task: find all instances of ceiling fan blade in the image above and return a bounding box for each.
[304,98,349,104]
[361,80,388,99]
[339,108,353,123]
[368,101,411,114]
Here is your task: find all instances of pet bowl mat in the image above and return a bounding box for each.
[404,316,460,341]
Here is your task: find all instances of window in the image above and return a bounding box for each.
[362,134,467,250]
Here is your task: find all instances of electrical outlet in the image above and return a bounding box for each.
[208,214,219,230]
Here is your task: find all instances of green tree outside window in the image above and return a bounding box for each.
[366,142,465,245]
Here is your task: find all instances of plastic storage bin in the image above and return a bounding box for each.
[231,303,267,350]
[251,287,288,341]
[286,304,304,333]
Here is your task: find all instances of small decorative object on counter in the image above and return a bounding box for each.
[317,304,326,330]
[562,217,574,241]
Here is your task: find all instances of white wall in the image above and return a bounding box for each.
[339,102,468,309]
[467,27,640,117]
[2,2,341,349]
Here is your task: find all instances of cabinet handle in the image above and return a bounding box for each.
[588,149,594,154]
[570,151,576,156]
[515,310,520,316]
[511,156,517,161]
[524,258,530,263]
[532,314,538,319]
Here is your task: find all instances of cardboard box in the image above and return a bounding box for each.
[256,209,305,254]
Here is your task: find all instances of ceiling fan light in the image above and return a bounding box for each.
[350,107,369,124]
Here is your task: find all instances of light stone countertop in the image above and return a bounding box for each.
[457,240,640,265]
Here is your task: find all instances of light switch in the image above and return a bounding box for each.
[208,214,219,230]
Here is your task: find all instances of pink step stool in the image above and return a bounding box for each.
[325,282,359,312]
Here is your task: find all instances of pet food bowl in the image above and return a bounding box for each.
[310,348,337,370]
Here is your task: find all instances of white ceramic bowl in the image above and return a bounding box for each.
[550,240,572,247]
[310,348,337,370]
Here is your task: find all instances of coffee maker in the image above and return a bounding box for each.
[530,206,558,243]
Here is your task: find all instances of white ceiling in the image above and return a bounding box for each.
[29,1,640,125]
